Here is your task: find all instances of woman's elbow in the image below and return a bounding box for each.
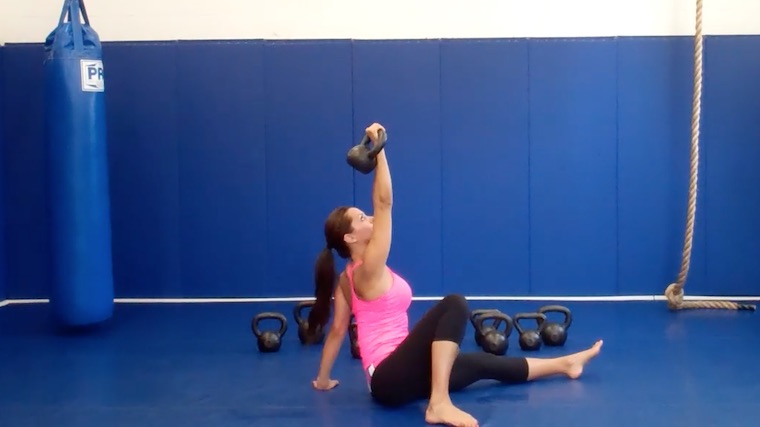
[329,323,348,339]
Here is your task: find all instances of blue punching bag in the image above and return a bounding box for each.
[44,0,114,327]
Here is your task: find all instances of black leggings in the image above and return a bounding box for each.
[369,294,530,407]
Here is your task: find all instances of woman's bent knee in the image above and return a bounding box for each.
[442,294,469,315]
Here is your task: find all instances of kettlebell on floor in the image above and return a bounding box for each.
[476,311,513,356]
[294,301,325,345]
[348,315,361,359]
[251,312,288,353]
[470,309,502,347]
[514,312,546,351]
[537,305,572,346]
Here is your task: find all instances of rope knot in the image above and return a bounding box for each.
[665,283,684,310]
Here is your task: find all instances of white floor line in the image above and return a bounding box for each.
[1,295,758,306]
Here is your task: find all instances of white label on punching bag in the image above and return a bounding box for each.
[81,59,105,92]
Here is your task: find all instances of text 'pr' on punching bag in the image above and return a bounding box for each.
[44,0,114,328]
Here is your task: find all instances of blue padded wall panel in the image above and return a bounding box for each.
[616,37,707,295]
[352,40,442,297]
[176,41,267,297]
[264,40,354,297]
[440,39,530,296]
[2,44,49,299]
[0,46,5,301]
[702,36,760,296]
[103,42,181,297]
[528,38,618,295]
[3,36,759,301]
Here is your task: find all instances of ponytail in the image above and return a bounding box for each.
[308,246,336,334]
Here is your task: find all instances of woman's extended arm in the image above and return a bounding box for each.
[313,272,352,390]
[356,123,392,288]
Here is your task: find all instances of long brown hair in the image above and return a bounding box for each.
[307,206,353,334]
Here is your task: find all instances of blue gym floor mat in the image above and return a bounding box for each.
[1,300,757,426]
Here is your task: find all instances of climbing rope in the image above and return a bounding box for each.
[664,0,755,312]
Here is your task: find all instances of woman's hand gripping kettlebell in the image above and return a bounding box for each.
[347,122,388,174]
[365,122,386,144]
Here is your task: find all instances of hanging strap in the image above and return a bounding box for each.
[56,0,91,51]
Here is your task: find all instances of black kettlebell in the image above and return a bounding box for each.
[537,305,572,346]
[470,309,502,347]
[251,312,288,353]
[476,312,513,356]
[514,312,546,351]
[293,301,325,345]
[348,315,361,359]
[346,129,387,174]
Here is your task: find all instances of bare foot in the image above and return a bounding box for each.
[565,339,603,379]
[425,401,479,427]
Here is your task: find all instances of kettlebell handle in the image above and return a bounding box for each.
[537,305,572,329]
[252,312,288,337]
[513,312,547,334]
[293,301,313,325]
[470,309,500,328]
[476,312,513,337]
[361,128,388,158]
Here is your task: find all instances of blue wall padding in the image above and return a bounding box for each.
[263,40,355,297]
[352,40,444,296]
[1,36,759,299]
[175,41,267,297]
[616,37,707,295]
[528,38,619,295]
[2,44,50,299]
[701,36,760,296]
[439,39,531,296]
[102,42,182,298]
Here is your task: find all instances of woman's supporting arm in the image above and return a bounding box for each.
[313,272,352,389]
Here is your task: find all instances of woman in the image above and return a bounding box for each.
[308,123,603,427]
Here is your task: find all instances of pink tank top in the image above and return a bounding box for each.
[346,260,412,381]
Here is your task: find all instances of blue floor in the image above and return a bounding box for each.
[1,300,758,426]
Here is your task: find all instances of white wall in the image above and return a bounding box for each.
[1,0,758,44]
